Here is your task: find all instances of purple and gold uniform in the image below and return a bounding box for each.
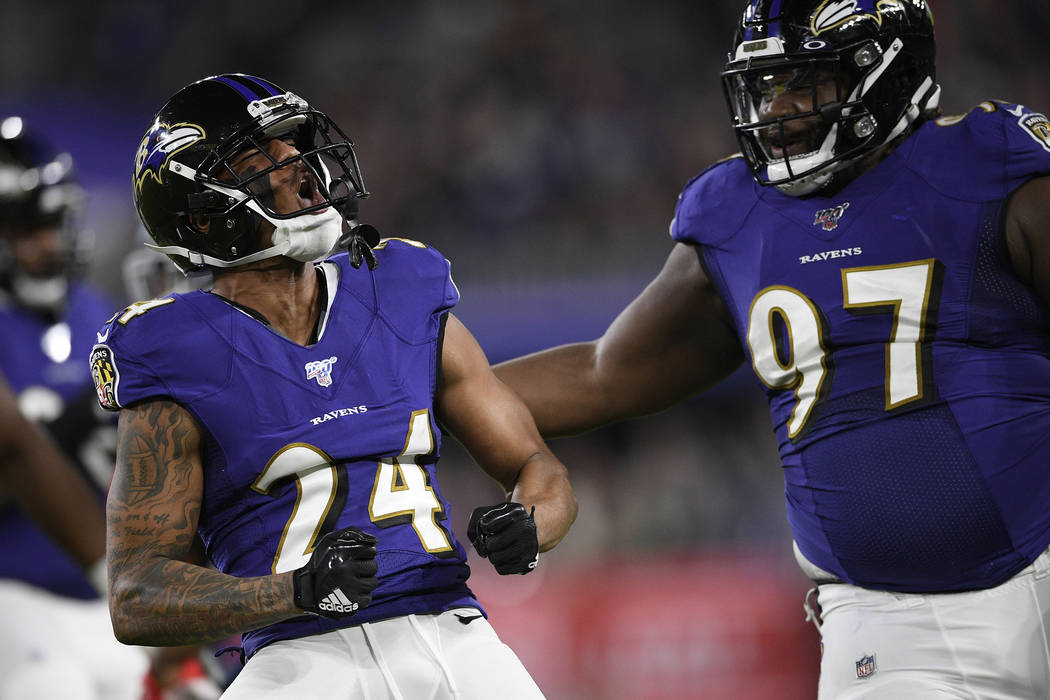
[672,102,1050,593]
[0,281,116,599]
[91,240,481,657]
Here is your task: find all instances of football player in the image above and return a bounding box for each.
[97,73,577,699]
[0,117,152,699]
[0,116,118,596]
[494,1,1050,697]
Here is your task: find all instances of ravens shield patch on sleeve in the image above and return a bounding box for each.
[91,345,120,410]
[1020,112,1050,153]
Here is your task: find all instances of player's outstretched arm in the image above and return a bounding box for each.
[1004,174,1050,307]
[438,314,577,560]
[107,399,299,646]
[493,242,746,437]
[0,375,107,581]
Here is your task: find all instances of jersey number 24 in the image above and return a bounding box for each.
[252,409,453,573]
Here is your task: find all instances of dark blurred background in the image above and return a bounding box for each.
[2,1,1046,697]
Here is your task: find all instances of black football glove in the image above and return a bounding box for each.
[467,502,539,575]
[293,526,379,619]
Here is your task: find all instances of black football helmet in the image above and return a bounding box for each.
[0,116,87,314]
[721,0,939,196]
[132,74,375,273]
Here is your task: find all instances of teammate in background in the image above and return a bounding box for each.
[0,373,106,587]
[0,117,220,700]
[495,2,1050,697]
[0,116,116,597]
[0,116,151,700]
[95,73,576,699]
[122,226,212,302]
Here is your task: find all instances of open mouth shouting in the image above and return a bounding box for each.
[761,119,828,161]
[296,169,327,210]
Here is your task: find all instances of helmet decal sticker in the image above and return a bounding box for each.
[133,122,205,195]
[811,0,899,35]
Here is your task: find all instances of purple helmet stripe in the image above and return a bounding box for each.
[768,0,783,37]
[237,75,283,98]
[744,1,758,40]
[210,75,265,102]
[744,0,783,41]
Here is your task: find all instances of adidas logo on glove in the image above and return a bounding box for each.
[318,587,359,614]
[292,526,378,619]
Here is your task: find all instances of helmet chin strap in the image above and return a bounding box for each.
[148,164,348,268]
[262,205,345,263]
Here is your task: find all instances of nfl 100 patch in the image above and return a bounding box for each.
[305,356,338,387]
[813,201,851,231]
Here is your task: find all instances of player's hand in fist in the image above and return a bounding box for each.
[467,502,539,575]
[293,526,378,619]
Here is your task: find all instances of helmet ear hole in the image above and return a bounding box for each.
[188,212,211,234]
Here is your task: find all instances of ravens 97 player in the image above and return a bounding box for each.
[0,117,152,699]
[96,74,576,699]
[495,1,1050,697]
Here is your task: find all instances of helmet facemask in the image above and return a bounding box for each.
[724,56,853,195]
[150,92,370,270]
[721,1,940,197]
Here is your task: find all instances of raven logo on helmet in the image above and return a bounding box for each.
[133,122,205,196]
[811,0,899,34]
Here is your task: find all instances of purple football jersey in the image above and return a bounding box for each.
[672,102,1050,592]
[92,240,481,656]
[0,281,116,599]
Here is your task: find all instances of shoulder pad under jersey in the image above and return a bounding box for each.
[670,155,762,248]
[901,101,1050,200]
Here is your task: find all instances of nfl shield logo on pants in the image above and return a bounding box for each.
[855,654,877,679]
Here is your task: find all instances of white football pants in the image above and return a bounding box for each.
[810,546,1050,699]
[0,579,150,700]
[220,608,545,699]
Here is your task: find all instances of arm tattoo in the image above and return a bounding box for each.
[120,401,190,506]
[108,401,298,646]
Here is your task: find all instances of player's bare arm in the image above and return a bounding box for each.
[0,376,106,571]
[1004,174,1050,306]
[107,398,297,646]
[438,313,577,552]
[494,242,746,437]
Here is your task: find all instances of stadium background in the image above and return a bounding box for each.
[1,1,1046,696]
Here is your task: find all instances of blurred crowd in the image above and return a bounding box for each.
[1,0,1048,567]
